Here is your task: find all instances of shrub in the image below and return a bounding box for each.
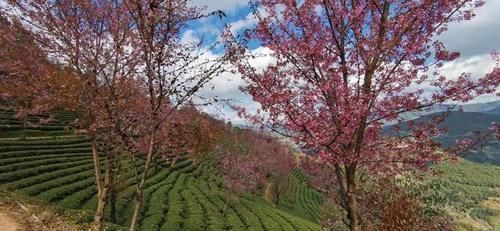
[5,162,95,190]
[0,142,90,152]
[0,152,90,166]
[0,137,88,146]
[182,189,205,230]
[37,178,95,202]
[59,187,97,209]
[0,156,90,173]
[470,207,496,220]
[162,189,183,231]
[21,170,94,196]
[0,159,93,182]
[0,147,92,159]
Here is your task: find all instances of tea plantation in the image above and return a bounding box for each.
[278,169,323,223]
[0,109,322,230]
[431,159,500,230]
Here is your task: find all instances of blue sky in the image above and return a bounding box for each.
[187,0,500,125]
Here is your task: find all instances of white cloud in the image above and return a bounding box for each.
[441,54,499,103]
[199,46,274,98]
[180,30,200,45]
[435,1,500,103]
[197,46,275,125]
[189,0,248,13]
[411,53,499,104]
[441,54,497,80]
[439,0,500,58]
[229,12,258,34]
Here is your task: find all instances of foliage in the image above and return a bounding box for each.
[226,0,499,229]
[0,110,321,230]
[0,15,67,129]
[216,128,295,195]
[277,169,324,223]
[428,158,500,229]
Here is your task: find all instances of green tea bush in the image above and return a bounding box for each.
[21,170,94,196]
[0,142,90,152]
[37,178,95,202]
[162,189,184,231]
[0,124,68,131]
[5,162,95,190]
[0,156,90,173]
[470,207,496,220]
[187,179,225,231]
[0,137,88,146]
[224,210,246,230]
[0,147,92,158]
[0,152,90,166]
[182,189,205,230]
[59,187,97,209]
[140,183,172,231]
[0,159,93,182]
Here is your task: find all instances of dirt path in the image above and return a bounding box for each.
[0,194,86,231]
[0,211,22,231]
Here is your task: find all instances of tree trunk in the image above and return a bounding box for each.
[129,189,143,231]
[110,186,117,223]
[222,197,230,216]
[21,115,27,140]
[275,190,281,206]
[91,139,108,231]
[345,164,360,231]
[93,190,108,231]
[170,155,178,168]
[129,134,155,231]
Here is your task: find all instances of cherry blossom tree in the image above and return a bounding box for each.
[0,15,63,138]
[3,1,231,229]
[299,155,453,230]
[2,1,139,230]
[149,104,226,167]
[217,129,295,204]
[176,104,226,163]
[227,0,500,230]
[118,1,231,229]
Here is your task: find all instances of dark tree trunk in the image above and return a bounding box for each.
[345,164,360,231]
[21,115,27,140]
[109,186,117,223]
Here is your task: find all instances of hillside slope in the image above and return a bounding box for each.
[0,109,321,230]
[388,111,500,165]
[431,159,500,230]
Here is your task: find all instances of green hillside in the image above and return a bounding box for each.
[4,108,498,231]
[0,109,321,230]
[431,159,500,230]
[383,110,500,230]
[278,169,324,223]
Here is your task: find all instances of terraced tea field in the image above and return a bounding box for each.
[279,169,323,223]
[0,110,322,230]
[0,110,76,138]
[432,159,500,230]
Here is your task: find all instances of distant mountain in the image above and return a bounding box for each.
[422,112,497,138]
[454,100,500,113]
[483,106,500,115]
[389,111,500,165]
[398,100,500,122]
